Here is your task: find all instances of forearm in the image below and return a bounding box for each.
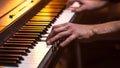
[92,21,120,40]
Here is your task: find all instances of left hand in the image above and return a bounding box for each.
[66,0,108,12]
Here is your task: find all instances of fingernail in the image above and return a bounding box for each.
[47,41,50,45]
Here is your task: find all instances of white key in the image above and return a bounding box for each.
[3,8,75,68]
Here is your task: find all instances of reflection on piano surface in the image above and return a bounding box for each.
[0,0,75,68]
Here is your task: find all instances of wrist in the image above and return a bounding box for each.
[92,21,120,35]
[91,23,115,35]
[91,21,120,40]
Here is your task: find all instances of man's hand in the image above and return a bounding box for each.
[46,23,94,47]
[67,0,108,12]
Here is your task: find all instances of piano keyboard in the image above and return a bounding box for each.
[0,0,76,68]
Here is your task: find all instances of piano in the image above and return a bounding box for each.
[0,0,76,68]
[1,0,120,68]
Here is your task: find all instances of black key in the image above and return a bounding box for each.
[0,46,30,53]
[7,40,35,43]
[30,16,55,22]
[20,27,48,32]
[25,23,50,28]
[6,40,35,45]
[21,26,47,30]
[27,21,51,24]
[13,35,41,41]
[26,22,50,25]
[15,32,42,40]
[0,60,18,66]
[8,38,37,43]
[15,32,41,37]
[0,50,27,55]
[3,43,34,48]
[20,27,47,30]
[18,29,46,34]
[0,57,21,63]
[15,32,40,35]
[21,26,46,29]
[26,22,51,27]
[25,23,50,26]
[0,54,23,60]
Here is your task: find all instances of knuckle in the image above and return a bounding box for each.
[67,23,71,26]
[64,40,70,45]
[68,38,73,42]
[58,33,64,37]
[52,25,57,29]
[71,34,76,40]
[53,29,58,33]
[68,23,74,27]
[52,26,55,29]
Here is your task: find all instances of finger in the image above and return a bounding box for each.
[47,27,68,39]
[47,30,71,45]
[74,5,87,12]
[47,23,68,40]
[60,34,76,47]
[66,0,75,8]
[52,26,68,34]
[52,23,67,29]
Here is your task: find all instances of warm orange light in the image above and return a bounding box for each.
[0,0,40,32]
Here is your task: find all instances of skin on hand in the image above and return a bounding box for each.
[46,21,120,47]
[66,0,108,12]
[46,0,120,47]
[46,23,94,47]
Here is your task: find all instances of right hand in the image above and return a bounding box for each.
[66,0,108,12]
[46,23,95,47]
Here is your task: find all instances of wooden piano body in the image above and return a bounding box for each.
[0,0,68,68]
